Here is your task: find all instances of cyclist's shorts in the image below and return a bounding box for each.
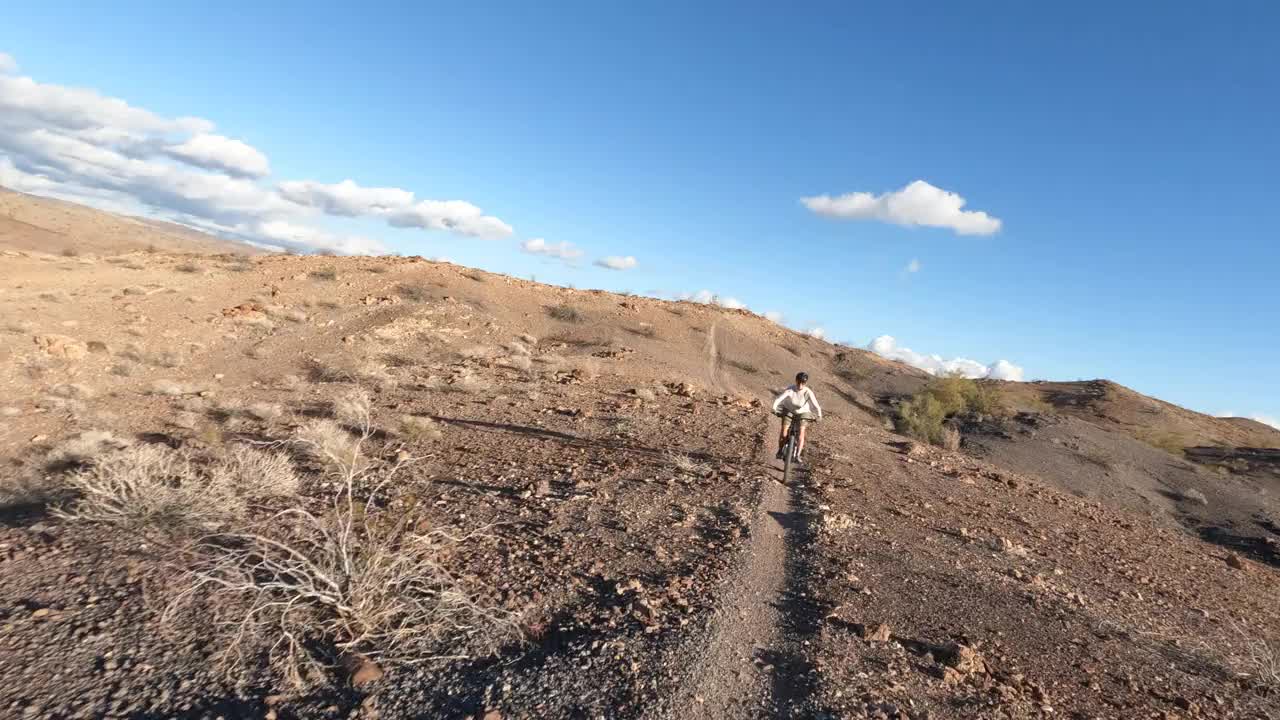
[782,411,815,425]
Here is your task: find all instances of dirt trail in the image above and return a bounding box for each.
[660,416,819,719]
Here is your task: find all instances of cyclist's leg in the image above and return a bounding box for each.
[797,418,808,455]
[777,416,791,454]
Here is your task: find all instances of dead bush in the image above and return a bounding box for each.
[210,446,301,499]
[668,451,711,476]
[547,304,583,323]
[53,444,245,529]
[332,388,373,432]
[45,431,132,470]
[39,290,71,303]
[309,267,339,281]
[169,445,520,688]
[296,419,365,474]
[399,415,443,440]
[149,379,203,396]
[245,403,284,422]
[395,284,432,302]
[174,262,204,274]
[308,357,394,388]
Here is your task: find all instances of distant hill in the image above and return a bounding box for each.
[0,185,260,256]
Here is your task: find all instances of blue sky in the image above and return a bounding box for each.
[2,1,1277,424]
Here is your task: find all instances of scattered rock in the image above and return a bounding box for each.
[1225,553,1245,570]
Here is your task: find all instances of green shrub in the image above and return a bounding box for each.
[895,373,1006,446]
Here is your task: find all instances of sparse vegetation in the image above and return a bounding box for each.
[725,358,758,374]
[174,261,203,274]
[244,403,284,422]
[547,304,583,323]
[1141,431,1188,456]
[668,451,711,476]
[309,267,339,281]
[399,415,443,440]
[896,374,1005,447]
[169,443,519,688]
[396,284,432,302]
[45,431,133,471]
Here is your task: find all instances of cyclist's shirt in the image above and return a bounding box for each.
[772,385,823,418]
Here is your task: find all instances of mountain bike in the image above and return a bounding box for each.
[776,410,817,483]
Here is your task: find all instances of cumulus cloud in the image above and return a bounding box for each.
[802,180,1002,236]
[764,311,784,324]
[905,258,921,273]
[278,179,414,216]
[676,290,746,309]
[0,51,513,254]
[868,335,1024,381]
[521,237,582,260]
[165,133,270,178]
[253,220,386,256]
[278,179,512,238]
[595,255,638,271]
[806,327,827,340]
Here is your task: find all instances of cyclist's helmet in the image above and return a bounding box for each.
[796,371,809,384]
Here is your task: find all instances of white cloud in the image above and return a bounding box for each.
[764,311,784,324]
[905,258,921,273]
[676,289,746,309]
[279,179,513,238]
[253,220,386,255]
[806,327,827,340]
[521,237,582,260]
[595,255,638,271]
[0,51,513,254]
[165,133,270,178]
[868,335,1024,381]
[278,178,414,216]
[802,180,1002,236]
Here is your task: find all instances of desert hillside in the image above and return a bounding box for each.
[0,185,260,256]
[0,210,1277,718]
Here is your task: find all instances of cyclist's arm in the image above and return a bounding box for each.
[771,390,787,415]
[807,388,823,419]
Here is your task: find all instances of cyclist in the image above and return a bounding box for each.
[772,371,823,462]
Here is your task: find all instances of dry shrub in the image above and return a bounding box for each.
[297,420,364,474]
[48,383,95,400]
[4,319,35,334]
[309,357,394,388]
[668,451,711,476]
[39,290,71,303]
[309,267,339,281]
[211,446,301,499]
[498,355,532,372]
[121,343,184,368]
[122,286,148,296]
[631,388,657,402]
[111,362,138,377]
[245,403,284,422]
[174,262,203,274]
[395,284,432,302]
[238,315,277,333]
[547,304,583,323]
[169,443,520,688]
[54,444,244,529]
[332,389,373,433]
[45,431,132,470]
[399,415,443,440]
[0,471,58,511]
[150,379,203,396]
